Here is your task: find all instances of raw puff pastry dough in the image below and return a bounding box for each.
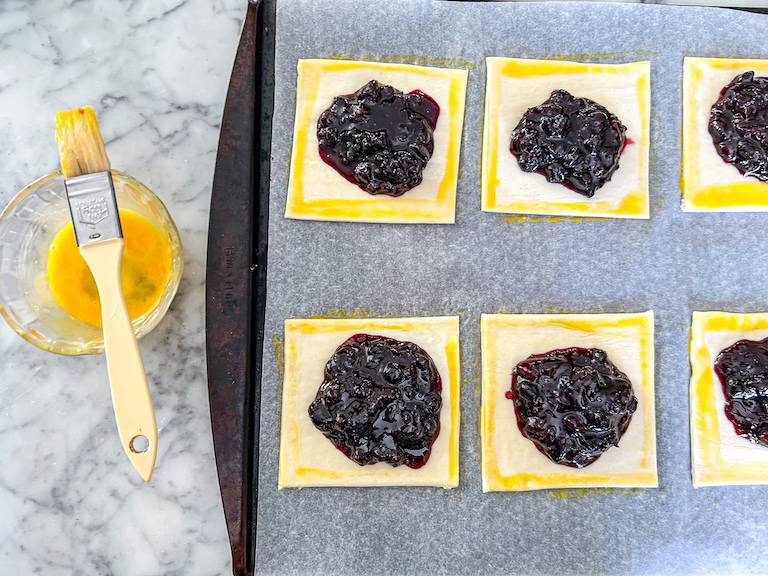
[690,312,768,487]
[482,58,650,219]
[285,59,468,224]
[279,316,460,488]
[682,57,768,212]
[481,312,657,492]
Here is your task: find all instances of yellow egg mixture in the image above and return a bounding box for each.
[47,209,171,327]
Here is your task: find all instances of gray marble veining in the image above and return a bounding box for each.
[0,0,244,574]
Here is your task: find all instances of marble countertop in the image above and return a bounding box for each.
[0,1,245,574]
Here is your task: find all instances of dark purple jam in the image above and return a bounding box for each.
[317,80,440,197]
[714,337,768,447]
[506,347,637,468]
[510,89,627,197]
[308,333,442,468]
[709,71,768,182]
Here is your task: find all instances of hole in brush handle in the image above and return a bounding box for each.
[130,435,150,454]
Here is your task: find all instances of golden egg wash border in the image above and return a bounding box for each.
[481,312,657,492]
[285,59,468,224]
[682,57,768,211]
[278,316,460,488]
[481,58,651,219]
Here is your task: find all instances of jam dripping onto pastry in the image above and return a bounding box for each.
[510,90,626,197]
[317,80,439,197]
[507,347,637,468]
[714,337,768,447]
[308,333,442,468]
[709,71,768,182]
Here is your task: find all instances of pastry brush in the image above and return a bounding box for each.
[55,106,157,481]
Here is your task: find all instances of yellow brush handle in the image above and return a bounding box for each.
[80,238,157,481]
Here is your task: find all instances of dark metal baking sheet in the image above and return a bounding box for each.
[206,2,271,575]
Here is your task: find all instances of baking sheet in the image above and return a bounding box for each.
[258,1,768,573]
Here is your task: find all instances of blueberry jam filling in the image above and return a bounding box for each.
[709,71,768,181]
[510,89,627,197]
[317,80,440,197]
[506,347,637,468]
[714,337,768,447]
[308,333,442,468]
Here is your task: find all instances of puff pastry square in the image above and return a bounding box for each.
[279,316,461,488]
[482,58,650,219]
[682,57,768,212]
[481,312,657,492]
[690,311,768,487]
[285,59,468,224]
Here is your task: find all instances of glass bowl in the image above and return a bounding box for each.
[0,170,183,355]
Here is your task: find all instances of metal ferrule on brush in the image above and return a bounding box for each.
[64,171,123,247]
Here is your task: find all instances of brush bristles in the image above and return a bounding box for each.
[55,106,111,178]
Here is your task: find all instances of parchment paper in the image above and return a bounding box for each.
[259,2,768,573]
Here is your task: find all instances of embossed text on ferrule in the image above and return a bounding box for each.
[75,197,110,225]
